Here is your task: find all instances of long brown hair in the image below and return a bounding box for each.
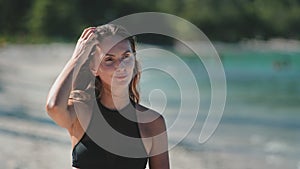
[93,24,141,103]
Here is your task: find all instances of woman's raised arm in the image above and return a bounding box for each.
[45,27,97,129]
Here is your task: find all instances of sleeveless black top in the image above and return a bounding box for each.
[72,100,148,169]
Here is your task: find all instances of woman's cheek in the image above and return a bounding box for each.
[99,71,113,86]
[126,59,135,69]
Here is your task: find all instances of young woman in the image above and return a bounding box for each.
[46,24,170,169]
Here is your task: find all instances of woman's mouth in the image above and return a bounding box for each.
[115,74,127,79]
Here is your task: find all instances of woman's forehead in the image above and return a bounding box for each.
[100,36,132,54]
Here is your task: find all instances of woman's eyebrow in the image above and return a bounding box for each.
[105,50,131,57]
[122,50,132,55]
[105,53,115,57]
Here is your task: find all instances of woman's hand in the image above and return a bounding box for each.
[71,27,101,90]
[72,27,99,63]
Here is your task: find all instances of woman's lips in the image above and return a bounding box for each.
[115,74,127,79]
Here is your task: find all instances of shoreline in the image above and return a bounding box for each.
[1,37,300,51]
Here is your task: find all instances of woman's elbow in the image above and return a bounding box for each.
[45,103,71,127]
[45,103,57,115]
[45,95,53,108]
[45,98,61,114]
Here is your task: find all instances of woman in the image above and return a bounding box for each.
[46,24,170,169]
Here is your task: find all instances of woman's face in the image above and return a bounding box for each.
[92,36,135,90]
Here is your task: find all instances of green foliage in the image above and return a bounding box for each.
[27,0,80,40]
[0,0,33,34]
[0,0,299,43]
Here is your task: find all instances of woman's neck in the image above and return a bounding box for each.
[100,85,130,110]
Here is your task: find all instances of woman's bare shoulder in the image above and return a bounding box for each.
[135,104,167,134]
[135,104,164,119]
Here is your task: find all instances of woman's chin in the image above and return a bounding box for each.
[112,77,131,87]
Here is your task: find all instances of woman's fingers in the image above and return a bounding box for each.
[72,26,99,63]
[86,31,96,43]
[80,27,96,40]
[80,28,89,39]
[83,27,98,47]
[77,27,98,52]
[81,27,95,38]
[84,29,95,40]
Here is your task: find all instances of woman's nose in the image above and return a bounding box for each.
[115,59,126,70]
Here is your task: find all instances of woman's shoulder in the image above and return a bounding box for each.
[135,104,167,135]
[135,104,165,120]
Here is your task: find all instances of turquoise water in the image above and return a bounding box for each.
[139,48,300,118]
[138,48,300,168]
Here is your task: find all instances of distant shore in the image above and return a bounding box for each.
[1,38,300,51]
[173,38,300,56]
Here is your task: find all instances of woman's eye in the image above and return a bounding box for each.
[104,57,114,65]
[123,53,132,60]
[105,58,113,61]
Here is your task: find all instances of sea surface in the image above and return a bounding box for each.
[0,43,299,169]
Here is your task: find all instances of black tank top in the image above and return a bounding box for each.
[72,100,148,169]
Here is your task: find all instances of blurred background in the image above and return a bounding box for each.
[0,0,299,169]
[1,0,300,43]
